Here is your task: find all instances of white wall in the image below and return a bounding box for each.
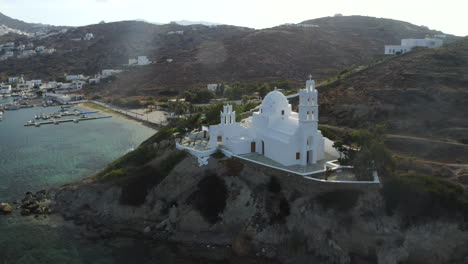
[324,137,340,158]
[384,45,409,55]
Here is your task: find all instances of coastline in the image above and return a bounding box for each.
[78,101,159,131]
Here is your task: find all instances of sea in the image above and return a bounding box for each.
[0,97,166,263]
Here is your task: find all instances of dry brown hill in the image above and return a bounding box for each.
[0,12,63,33]
[319,36,468,140]
[0,16,454,95]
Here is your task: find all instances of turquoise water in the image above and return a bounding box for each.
[0,98,162,263]
[0,98,155,200]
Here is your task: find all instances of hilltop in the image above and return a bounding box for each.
[91,16,454,96]
[0,15,454,95]
[0,12,64,34]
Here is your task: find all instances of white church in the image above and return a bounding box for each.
[207,77,337,167]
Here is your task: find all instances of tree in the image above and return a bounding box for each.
[55,75,66,83]
[184,88,214,104]
[215,84,225,97]
[224,85,242,100]
[35,90,43,97]
[257,83,271,99]
[334,125,395,181]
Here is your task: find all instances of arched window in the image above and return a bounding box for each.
[281,110,284,115]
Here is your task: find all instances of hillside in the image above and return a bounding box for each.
[319,36,468,140]
[0,16,454,95]
[92,16,454,96]
[49,129,468,264]
[0,12,62,34]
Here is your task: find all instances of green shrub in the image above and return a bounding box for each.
[316,189,363,212]
[184,88,214,104]
[318,126,338,140]
[458,138,468,144]
[101,168,126,181]
[381,173,468,225]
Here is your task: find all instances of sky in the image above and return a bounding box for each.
[0,0,467,36]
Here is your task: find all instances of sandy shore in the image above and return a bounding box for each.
[77,102,157,130]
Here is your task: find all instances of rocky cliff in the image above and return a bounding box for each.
[53,140,468,264]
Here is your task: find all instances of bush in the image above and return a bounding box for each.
[192,174,228,224]
[318,126,338,140]
[101,168,126,181]
[381,173,468,225]
[316,189,363,212]
[184,88,214,104]
[458,138,468,145]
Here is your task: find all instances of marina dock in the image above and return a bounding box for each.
[24,116,112,127]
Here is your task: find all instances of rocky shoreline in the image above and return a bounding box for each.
[3,141,468,263]
[1,189,54,217]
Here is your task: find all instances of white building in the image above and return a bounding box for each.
[128,58,138,65]
[27,80,42,86]
[167,30,184,35]
[8,76,24,84]
[384,37,443,55]
[207,84,219,92]
[44,93,71,102]
[137,56,151,65]
[208,77,336,166]
[101,69,122,77]
[40,48,55,55]
[0,84,12,94]
[35,46,45,52]
[65,74,86,81]
[17,83,33,90]
[83,33,94,40]
[18,50,36,58]
[89,78,100,84]
[4,51,14,57]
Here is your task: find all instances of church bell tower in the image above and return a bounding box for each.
[299,74,319,129]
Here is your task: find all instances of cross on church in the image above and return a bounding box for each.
[308,74,313,80]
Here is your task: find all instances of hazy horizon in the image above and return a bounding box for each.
[0,0,467,36]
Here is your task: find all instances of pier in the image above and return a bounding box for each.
[24,116,112,127]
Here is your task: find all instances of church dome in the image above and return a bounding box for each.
[261,90,289,115]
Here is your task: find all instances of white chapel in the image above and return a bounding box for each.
[208,77,337,167]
